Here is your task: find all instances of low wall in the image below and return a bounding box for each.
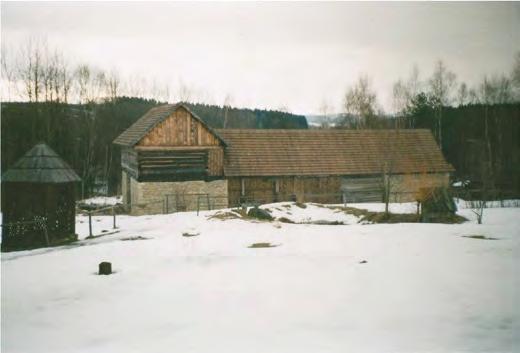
[129,178,228,215]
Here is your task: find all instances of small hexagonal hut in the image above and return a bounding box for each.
[1,143,81,251]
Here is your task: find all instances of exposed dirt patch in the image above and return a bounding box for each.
[248,242,279,248]
[277,217,295,224]
[462,235,499,240]
[121,236,151,241]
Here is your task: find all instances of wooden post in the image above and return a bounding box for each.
[197,196,200,216]
[112,207,116,229]
[42,219,50,246]
[88,212,93,238]
[206,194,211,211]
[98,262,112,275]
[166,195,169,214]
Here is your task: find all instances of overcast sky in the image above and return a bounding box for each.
[2,1,519,114]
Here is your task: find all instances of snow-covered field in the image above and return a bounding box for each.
[2,202,519,353]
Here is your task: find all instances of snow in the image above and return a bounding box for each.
[260,202,360,224]
[79,196,122,206]
[346,201,419,214]
[2,202,519,353]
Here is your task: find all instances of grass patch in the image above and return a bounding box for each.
[182,232,199,237]
[311,220,345,225]
[462,235,499,240]
[362,212,421,224]
[294,202,307,209]
[423,213,467,224]
[331,206,467,224]
[248,242,279,248]
[208,210,243,220]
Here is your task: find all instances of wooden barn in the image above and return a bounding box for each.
[114,103,454,215]
[1,143,81,251]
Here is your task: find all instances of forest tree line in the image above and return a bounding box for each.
[1,38,519,197]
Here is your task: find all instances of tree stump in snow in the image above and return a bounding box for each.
[98,262,112,275]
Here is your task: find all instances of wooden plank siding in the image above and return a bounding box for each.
[121,147,138,179]
[228,176,342,206]
[341,176,383,202]
[137,106,221,147]
[125,106,225,181]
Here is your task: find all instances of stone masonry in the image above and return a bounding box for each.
[128,176,228,216]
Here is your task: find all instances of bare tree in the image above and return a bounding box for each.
[75,65,107,103]
[428,60,457,149]
[125,74,146,98]
[468,88,480,104]
[319,99,332,128]
[105,69,120,102]
[479,75,513,105]
[76,64,91,104]
[512,51,520,101]
[343,75,378,128]
[223,94,233,128]
[1,44,16,101]
[177,79,192,102]
[18,37,47,102]
[392,79,408,117]
[380,129,402,213]
[457,82,468,107]
[392,65,421,127]
[58,58,73,103]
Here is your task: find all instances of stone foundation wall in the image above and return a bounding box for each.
[129,179,228,216]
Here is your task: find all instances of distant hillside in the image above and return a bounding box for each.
[1,98,308,197]
[187,103,308,129]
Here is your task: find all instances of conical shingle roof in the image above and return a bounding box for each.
[1,143,81,183]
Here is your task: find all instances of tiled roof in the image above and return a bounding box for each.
[216,129,454,177]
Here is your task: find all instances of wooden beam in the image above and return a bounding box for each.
[135,146,221,151]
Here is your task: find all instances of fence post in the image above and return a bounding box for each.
[166,195,169,214]
[197,196,200,216]
[206,194,211,211]
[88,212,93,238]
[42,219,50,246]
[112,206,117,229]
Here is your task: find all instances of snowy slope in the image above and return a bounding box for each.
[2,202,519,353]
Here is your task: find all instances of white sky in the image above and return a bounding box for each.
[2,1,519,115]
